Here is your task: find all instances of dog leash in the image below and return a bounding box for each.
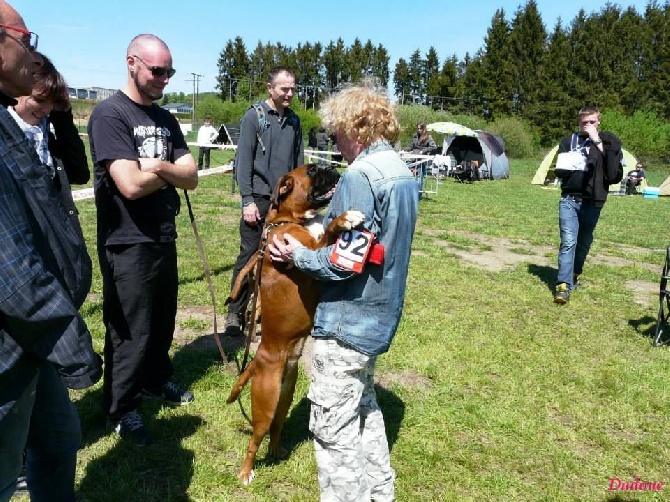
[183,190,228,364]
[239,221,291,373]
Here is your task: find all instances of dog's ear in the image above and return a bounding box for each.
[271,175,294,206]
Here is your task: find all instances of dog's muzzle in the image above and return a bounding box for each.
[307,165,341,207]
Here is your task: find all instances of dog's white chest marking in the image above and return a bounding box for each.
[305,214,325,239]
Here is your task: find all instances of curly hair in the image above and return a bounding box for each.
[318,85,399,146]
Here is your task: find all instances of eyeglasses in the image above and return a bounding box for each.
[0,23,38,51]
[132,55,176,79]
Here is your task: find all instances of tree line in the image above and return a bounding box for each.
[214,1,668,147]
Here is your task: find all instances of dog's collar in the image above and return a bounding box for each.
[258,221,292,258]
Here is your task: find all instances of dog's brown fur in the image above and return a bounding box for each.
[226,164,362,484]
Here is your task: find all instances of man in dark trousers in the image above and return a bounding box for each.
[224,66,303,335]
[553,105,623,304]
[88,34,198,445]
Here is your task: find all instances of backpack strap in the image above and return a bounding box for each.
[249,102,300,158]
[251,102,267,153]
[570,133,579,151]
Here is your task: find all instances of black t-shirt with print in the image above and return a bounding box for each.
[89,91,190,245]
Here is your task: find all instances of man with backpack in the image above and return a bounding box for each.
[225,66,304,335]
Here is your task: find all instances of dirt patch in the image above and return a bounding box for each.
[426,230,660,276]
[172,306,216,347]
[376,370,433,391]
[625,280,658,308]
[431,231,553,272]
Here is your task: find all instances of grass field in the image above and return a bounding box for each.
[37,154,670,501]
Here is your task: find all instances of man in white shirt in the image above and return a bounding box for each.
[196,116,218,169]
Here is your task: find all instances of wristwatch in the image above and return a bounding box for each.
[592,137,602,145]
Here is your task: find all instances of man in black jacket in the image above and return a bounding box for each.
[553,106,623,304]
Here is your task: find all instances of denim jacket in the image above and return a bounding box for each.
[293,141,418,356]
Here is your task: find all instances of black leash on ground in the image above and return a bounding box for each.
[183,190,228,365]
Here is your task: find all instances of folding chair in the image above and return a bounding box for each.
[653,246,670,345]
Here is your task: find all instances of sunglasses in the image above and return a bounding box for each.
[132,55,176,79]
[0,23,38,51]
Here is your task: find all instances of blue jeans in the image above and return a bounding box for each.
[0,362,81,502]
[557,197,602,289]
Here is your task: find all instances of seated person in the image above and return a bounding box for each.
[625,162,646,194]
[404,122,437,155]
[478,161,489,179]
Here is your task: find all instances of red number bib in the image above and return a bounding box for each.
[329,229,375,273]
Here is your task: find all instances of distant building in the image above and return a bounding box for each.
[162,103,193,115]
[68,86,118,101]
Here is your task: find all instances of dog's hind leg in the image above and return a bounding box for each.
[237,348,285,485]
[226,362,254,404]
[227,253,259,303]
[268,337,307,459]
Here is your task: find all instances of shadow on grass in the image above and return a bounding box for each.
[376,384,406,451]
[175,332,248,374]
[74,333,229,450]
[177,263,235,288]
[628,315,658,341]
[77,414,203,502]
[602,496,643,502]
[527,263,557,292]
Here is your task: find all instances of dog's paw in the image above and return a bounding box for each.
[343,210,365,229]
[239,469,255,485]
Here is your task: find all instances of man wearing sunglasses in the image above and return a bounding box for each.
[88,34,198,446]
[0,2,103,501]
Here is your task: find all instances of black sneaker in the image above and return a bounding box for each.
[224,312,242,336]
[142,381,194,406]
[112,411,152,446]
[554,283,570,304]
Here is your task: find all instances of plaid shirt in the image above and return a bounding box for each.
[0,96,101,420]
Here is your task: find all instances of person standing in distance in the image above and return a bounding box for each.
[224,66,303,335]
[88,34,198,445]
[0,2,102,500]
[196,116,218,170]
[269,84,418,501]
[553,105,622,304]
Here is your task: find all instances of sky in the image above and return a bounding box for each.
[20,0,650,96]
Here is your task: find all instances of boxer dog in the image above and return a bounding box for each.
[226,164,364,484]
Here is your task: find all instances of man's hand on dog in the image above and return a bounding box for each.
[269,234,303,264]
[243,202,261,226]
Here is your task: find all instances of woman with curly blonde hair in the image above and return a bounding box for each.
[269,83,418,501]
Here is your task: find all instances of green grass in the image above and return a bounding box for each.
[55,157,670,501]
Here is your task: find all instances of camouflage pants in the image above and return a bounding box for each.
[308,337,395,502]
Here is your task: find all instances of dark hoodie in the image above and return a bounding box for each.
[556,131,623,207]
